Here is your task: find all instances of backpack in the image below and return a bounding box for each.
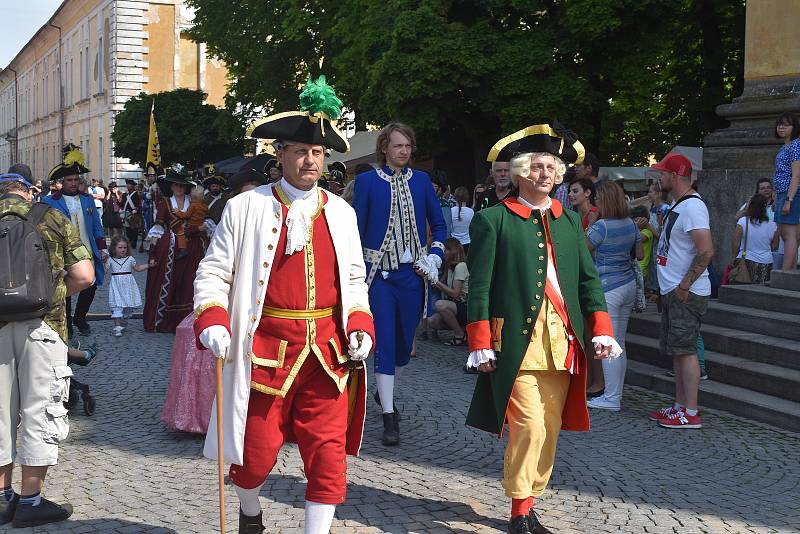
[0,202,54,322]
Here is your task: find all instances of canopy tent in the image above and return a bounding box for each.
[599,146,702,193]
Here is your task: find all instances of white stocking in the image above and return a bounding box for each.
[234,482,263,517]
[304,500,336,534]
[375,372,394,414]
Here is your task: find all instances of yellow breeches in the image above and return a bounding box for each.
[502,369,570,499]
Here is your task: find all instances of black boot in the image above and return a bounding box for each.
[382,412,399,446]
[239,509,265,533]
[528,509,553,534]
[12,497,72,528]
[0,493,18,524]
[507,515,532,534]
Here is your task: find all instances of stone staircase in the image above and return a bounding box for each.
[625,270,800,432]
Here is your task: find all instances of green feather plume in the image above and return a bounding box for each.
[299,75,343,120]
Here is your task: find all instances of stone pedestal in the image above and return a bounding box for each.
[700,0,800,264]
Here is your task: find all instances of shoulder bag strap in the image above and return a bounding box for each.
[742,218,749,259]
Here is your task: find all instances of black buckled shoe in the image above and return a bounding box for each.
[382,412,399,446]
[12,497,73,528]
[0,493,18,525]
[528,509,553,534]
[239,509,265,533]
[508,514,532,534]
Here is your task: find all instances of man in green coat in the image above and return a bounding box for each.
[465,123,621,534]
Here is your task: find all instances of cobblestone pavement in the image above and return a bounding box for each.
[3,273,799,533]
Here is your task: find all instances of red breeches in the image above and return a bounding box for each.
[229,356,348,504]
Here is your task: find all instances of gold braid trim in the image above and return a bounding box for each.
[348,306,373,318]
[194,301,227,320]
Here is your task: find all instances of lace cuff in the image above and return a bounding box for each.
[466,349,496,368]
[591,336,623,359]
[146,225,164,239]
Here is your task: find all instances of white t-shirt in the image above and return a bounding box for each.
[89,186,105,209]
[450,206,474,245]
[739,200,783,254]
[736,217,777,264]
[656,195,711,296]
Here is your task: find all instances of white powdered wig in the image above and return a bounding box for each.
[509,152,566,186]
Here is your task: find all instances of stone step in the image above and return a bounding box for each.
[703,301,800,341]
[626,360,800,432]
[625,334,800,402]
[627,311,800,371]
[718,284,800,315]
[771,269,800,291]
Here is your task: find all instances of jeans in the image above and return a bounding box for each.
[601,279,637,406]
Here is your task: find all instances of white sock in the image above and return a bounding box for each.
[234,483,263,517]
[673,402,683,411]
[304,500,336,534]
[375,372,394,414]
[685,408,698,416]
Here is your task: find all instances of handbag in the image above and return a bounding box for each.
[728,219,752,284]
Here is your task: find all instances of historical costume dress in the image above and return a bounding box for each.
[353,139,448,445]
[465,124,620,534]
[193,77,375,534]
[143,171,208,333]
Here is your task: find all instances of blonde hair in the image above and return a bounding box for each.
[508,152,566,187]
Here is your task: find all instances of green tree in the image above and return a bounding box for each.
[111,88,247,169]
[187,0,744,180]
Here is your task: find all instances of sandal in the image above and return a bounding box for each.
[444,334,467,346]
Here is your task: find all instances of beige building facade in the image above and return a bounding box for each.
[0,0,228,182]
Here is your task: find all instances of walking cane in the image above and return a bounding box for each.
[215,351,226,534]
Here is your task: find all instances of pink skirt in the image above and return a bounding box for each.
[161,313,215,434]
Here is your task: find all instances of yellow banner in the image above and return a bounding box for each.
[146,99,161,167]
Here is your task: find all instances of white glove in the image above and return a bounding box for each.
[591,335,623,359]
[466,349,496,368]
[200,325,231,359]
[414,254,442,282]
[348,331,373,361]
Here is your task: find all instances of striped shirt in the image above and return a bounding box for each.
[586,218,641,292]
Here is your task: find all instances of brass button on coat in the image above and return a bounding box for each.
[522,329,528,335]
[538,255,545,261]
[537,269,543,274]
[538,243,545,249]
[526,318,532,324]
[535,294,541,300]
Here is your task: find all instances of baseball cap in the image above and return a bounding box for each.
[651,153,692,178]
[0,173,33,188]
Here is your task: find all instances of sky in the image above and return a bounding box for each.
[0,1,65,69]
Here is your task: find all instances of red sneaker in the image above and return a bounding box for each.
[647,406,677,421]
[658,411,702,429]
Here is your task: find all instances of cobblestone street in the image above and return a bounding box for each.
[3,263,799,533]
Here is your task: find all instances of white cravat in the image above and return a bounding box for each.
[280,178,320,255]
[64,194,92,253]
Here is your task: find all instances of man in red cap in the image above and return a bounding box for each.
[648,153,713,429]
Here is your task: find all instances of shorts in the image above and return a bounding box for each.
[0,320,71,467]
[774,192,800,225]
[659,290,708,357]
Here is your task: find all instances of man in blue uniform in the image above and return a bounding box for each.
[353,122,448,445]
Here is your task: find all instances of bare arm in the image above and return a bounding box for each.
[679,228,714,290]
[585,236,596,253]
[436,278,463,299]
[635,241,644,261]
[771,226,781,251]
[730,224,743,264]
[64,259,94,295]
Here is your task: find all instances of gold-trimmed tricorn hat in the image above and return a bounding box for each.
[487,120,585,164]
[247,75,350,154]
[49,143,91,181]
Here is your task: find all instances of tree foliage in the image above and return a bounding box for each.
[111,88,246,168]
[187,0,744,179]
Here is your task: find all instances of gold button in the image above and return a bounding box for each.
[539,256,545,261]
[537,282,543,287]
[253,363,259,369]
[537,269,543,274]
[258,280,264,286]
[522,329,528,335]
[268,244,274,250]
[526,318,532,324]
[535,294,541,300]
[537,232,543,237]
[272,227,278,233]
[531,305,538,311]
[533,219,539,224]
[256,299,261,305]
[251,316,256,322]
[263,262,269,268]
[275,212,280,218]
[247,333,252,338]
[538,243,545,249]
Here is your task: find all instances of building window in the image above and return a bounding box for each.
[84,46,89,99]
[98,36,104,93]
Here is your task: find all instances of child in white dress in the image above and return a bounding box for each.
[106,236,155,336]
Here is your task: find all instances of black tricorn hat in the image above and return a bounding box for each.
[264,157,280,173]
[49,144,91,181]
[157,169,194,197]
[487,121,585,164]
[203,175,227,188]
[246,76,350,154]
[228,168,268,192]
